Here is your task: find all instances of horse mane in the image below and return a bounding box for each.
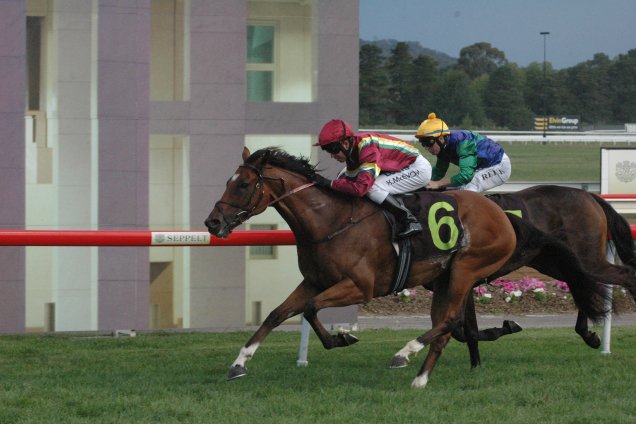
[246,147,318,179]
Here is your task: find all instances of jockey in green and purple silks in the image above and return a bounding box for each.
[415,113,511,193]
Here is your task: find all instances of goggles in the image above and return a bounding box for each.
[418,137,437,148]
[322,143,342,154]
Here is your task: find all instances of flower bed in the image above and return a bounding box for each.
[360,276,636,316]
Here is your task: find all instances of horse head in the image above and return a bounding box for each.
[205,147,275,238]
[205,146,319,238]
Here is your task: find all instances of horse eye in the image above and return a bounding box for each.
[239,181,250,189]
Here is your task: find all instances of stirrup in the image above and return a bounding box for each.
[398,221,423,238]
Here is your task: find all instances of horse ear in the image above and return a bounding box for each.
[242,147,251,161]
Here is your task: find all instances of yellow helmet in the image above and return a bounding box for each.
[416,113,450,139]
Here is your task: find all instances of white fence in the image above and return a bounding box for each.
[362,129,636,145]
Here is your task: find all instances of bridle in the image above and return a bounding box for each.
[213,160,381,243]
[213,163,315,231]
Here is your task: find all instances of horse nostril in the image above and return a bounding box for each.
[205,218,220,230]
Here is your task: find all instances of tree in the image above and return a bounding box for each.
[359,44,390,126]
[385,42,415,125]
[407,54,438,124]
[359,40,636,128]
[457,42,508,80]
[523,62,546,114]
[430,69,486,128]
[484,65,532,130]
[608,49,636,123]
[523,62,568,117]
[563,53,612,124]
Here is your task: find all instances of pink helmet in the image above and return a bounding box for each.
[313,119,354,147]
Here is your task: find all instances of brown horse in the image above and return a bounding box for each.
[455,186,636,366]
[205,147,609,388]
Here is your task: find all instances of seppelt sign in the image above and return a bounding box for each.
[534,115,581,131]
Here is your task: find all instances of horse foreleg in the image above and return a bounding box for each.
[575,311,601,349]
[303,278,366,350]
[228,280,318,380]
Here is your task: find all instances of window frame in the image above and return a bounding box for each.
[248,223,278,259]
[246,21,278,102]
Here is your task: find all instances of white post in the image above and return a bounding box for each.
[297,317,310,366]
[601,241,616,355]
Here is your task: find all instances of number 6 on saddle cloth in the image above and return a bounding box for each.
[385,193,465,294]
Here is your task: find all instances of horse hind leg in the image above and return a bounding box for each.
[574,311,601,349]
[461,294,481,369]
[390,308,460,369]
[390,289,464,384]
[412,332,453,388]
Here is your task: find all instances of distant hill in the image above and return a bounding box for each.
[360,38,457,68]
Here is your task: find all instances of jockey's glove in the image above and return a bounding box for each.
[313,174,332,189]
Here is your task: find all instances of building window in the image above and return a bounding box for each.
[247,24,275,101]
[150,0,186,101]
[249,224,277,259]
[26,17,43,111]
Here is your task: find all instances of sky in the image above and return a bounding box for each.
[359,0,636,69]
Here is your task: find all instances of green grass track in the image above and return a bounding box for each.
[1,328,635,423]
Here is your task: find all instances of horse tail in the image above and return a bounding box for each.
[591,194,636,268]
[508,216,611,322]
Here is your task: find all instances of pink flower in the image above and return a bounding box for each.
[554,280,570,293]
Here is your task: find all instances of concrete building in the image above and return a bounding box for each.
[0,0,359,333]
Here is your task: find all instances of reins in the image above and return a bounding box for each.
[216,161,380,243]
[266,181,316,207]
[310,203,381,244]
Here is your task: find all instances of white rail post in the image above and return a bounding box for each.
[602,241,616,355]
[297,317,310,366]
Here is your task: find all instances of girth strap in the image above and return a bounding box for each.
[392,237,413,294]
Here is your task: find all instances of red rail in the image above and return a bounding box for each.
[599,194,636,237]
[0,193,634,246]
[0,227,633,245]
[600,194,636,200]
[0,230,296,246]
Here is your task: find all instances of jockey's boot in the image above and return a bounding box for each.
[381,195,423,238]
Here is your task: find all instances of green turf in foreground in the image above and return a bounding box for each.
[1,328,635,423]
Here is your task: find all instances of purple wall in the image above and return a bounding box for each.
[97,1,150,331]
[0,0,26,333]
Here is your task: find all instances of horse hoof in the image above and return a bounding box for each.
[503,320,522,333]
[227,365,247,380]
[389,355,409,369]
[585,333,601,349]
[341,333,359,346]
[411,373,429,389]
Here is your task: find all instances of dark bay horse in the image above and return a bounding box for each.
[457,186,636,362]
[205,147,608,388]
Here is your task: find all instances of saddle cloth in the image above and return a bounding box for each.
[485,193,529,219]
[393,192,465,262]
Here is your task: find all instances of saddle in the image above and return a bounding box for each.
[384,192,465,293]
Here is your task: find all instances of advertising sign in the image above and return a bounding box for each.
[534,115,581,131]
